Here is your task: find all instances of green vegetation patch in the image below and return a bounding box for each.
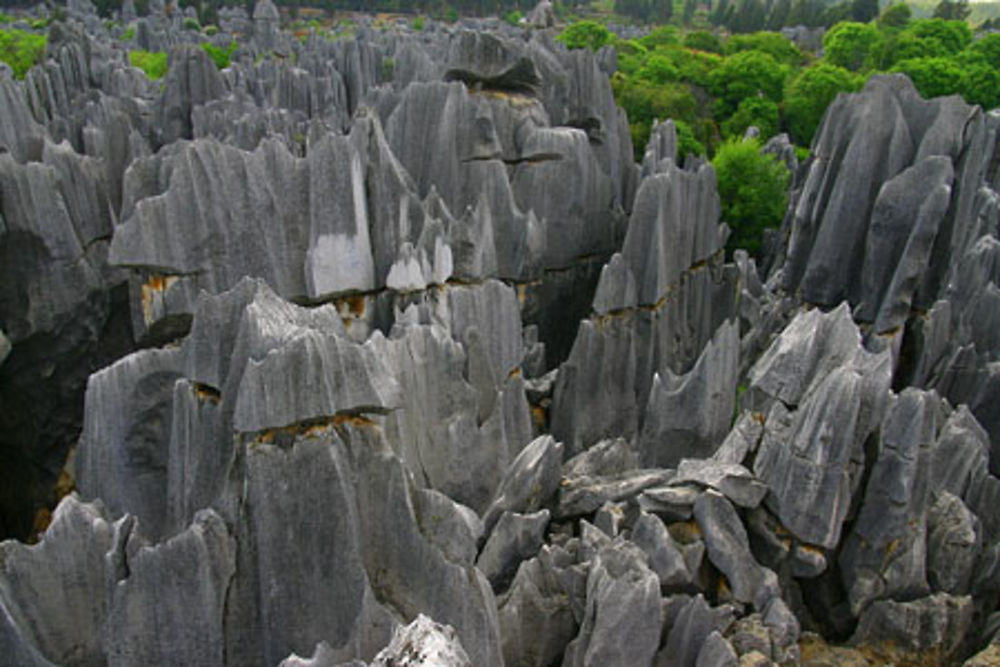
[202,41,237,70]
[129,50,168,80]
[712,137,790,256]
[0,29,47,79]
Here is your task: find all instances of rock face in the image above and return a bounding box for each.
[2,11,1000,667]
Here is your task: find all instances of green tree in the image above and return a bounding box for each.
[726,30,805,65]
[639,25,681,49]
[684,30,725,54]
[903,18,971,55]
[675,119,707,162]
[933,0,970,21]
[959,62,1000,110]
[878,2,911,29]
[712,137,790,256]
[708,50,788,117]
[822,21,882,70]
[557,20,612,51]
[890,56,962,98]
[967,33,1000,69]
[637,53,680,83]
[722,95,779,139]
[613,75,700,158]
[851,0,878,23]
[783,62,858,144]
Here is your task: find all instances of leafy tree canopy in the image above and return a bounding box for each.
[823,21,882,71]
[890,56,962,98]
[556,20,613,51]
[783,62,859,145]
[712,137,790,256]
[708,49,787,117]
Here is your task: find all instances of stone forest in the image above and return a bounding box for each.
[1,0,999,664]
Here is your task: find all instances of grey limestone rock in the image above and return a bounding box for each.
[640,118,677,178]
[552,151,735,455]
[0,495,113,666]
[105,509,234,666]
[482,434,563,533]
[670,459,768,509]
[0,71,45,162]
[156,45,225,144]
[476,510,549,591]
[926,491,981,595]
[497,544,583,667]
[563,540,661,667]
[660,594,733,667]
[562,437,638,479]
[638,320,740,468]
[370,615,471,667]
[749,304,893,549]
[850,593,973,663]
[556,469,675,520]
[413,488,483,567]
[617,161,724,307]
[693,490,779,609]
[696,631,738,667]
[838,388,940,615]
[630,512,695,591]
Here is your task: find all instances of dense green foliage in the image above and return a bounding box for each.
[708,50,788,116]
[712,138,790,256]
[560,2,1000,162]
[556,20,613,50]
[201,40,237,69]
[0,28,45,79]
[129,49,168,79]
[823,21,882,70]
[783,63,859,143]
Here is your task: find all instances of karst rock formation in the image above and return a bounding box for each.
[1,1,1000,665]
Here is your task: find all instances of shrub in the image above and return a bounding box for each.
[557,20,612,51]
[129,49,168,80]
[712,137,790,256]
[201,41,236,69]
[412,15,425,31]
[120,26,136,41]
[182,16,200,31]
[0,29,46,79]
